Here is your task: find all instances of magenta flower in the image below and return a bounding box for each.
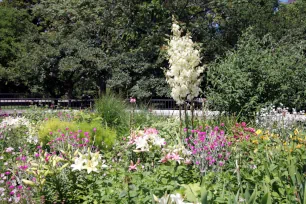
[21,156,27,162]
[19,165,28,171]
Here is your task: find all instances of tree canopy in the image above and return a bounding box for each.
[0,0,305,112]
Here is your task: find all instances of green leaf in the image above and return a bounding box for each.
[200,188,208,204]
[248,185,257,204]
[119,190,127,198]
[261,193,272,204]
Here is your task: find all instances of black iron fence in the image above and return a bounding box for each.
[0,98,94,110]
[0,94,204,110]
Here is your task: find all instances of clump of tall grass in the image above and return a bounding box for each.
[95,92,129,137]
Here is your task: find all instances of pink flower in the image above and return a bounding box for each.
[184,159,192,165]
[93,128,97,132]
[84,132,89,137]
[5,147,14,153]
[130,98,136,103]
[19,165,28,171]
[160,156,168,163]
[21,156,27,162]
[144,128,158,135]
[220,123,225,127]
[128,159,140,171]
[9,185,14,190]
[241,122,246,127]
[171,153,183,164]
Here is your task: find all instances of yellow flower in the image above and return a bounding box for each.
[252,140,259,145]
[256,129,262,135]
[294,129,299,136]
[296,144,302,149]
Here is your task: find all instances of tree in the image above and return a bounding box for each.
[207,30,306,116]
[0,6,34,92]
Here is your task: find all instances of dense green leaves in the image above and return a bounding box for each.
[207,30,306,115]
[1,0,306,110]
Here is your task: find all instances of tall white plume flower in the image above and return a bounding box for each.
[166,20,204,104]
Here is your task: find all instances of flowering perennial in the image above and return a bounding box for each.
[165,21,204,104]
[128,128,165,152]
[160,144,192,165]
[0,116,38,144]
[186,126,231,174]
[71,150,107,174]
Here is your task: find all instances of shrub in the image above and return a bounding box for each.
[207,31,306,116]
[78,121,116,150]
[38,118,116,149]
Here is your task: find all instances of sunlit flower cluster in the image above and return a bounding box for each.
[71,150,107,174]
[186,126,231,174]
[256,104,306,131]
[160,144,192,165]
[128,128,165,152]
[165,21,204,104]
[0,116,38,144]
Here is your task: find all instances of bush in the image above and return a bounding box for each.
[95,92,129,137]
[78,121,117,150]
[38,118,116,149]
[207,30,306,116]
[38,118,78,144]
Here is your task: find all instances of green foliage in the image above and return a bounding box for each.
[0,5,35,92]
[95,93,129,137]
[78,121,116,150]
[38,118,116,149]
[38,118,78,144]
[207,30,306,116]
[180,128,306,203]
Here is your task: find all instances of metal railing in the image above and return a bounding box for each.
[0,98,94,110]
[0,94,204,110]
